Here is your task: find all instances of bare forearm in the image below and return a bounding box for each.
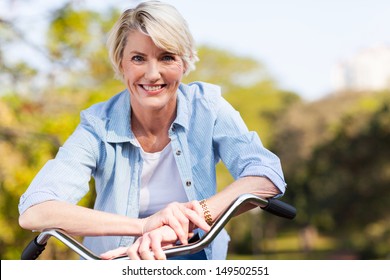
[19,200,143,236]
[207,176,280,222]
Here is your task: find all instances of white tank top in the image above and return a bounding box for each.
[138,142,189,218]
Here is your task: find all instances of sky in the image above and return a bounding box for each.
[2,0,390,100]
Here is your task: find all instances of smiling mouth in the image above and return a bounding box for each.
[141,84,166,92]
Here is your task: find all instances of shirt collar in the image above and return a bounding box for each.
[174,85,190,131]
[106,89,133,143]
[106,85,190,143]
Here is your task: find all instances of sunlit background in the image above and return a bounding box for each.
[1,0,390,260]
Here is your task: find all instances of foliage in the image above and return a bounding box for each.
[306,98,390,258]
[273,91,390,258]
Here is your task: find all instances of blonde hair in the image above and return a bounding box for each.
[107,0,198,80]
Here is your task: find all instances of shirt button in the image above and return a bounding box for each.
[186,181,192,187]
[176,149,182,156]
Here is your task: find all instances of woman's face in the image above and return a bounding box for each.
[121,31,185,114]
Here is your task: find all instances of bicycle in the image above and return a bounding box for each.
[21,193,296,260]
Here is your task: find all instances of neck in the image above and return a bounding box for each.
[131,107,176,153]
[131,107,175,135]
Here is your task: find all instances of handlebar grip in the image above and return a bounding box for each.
[261,198,296,220]
[21,237,47,260]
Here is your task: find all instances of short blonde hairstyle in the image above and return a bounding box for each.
[107,0,198,80]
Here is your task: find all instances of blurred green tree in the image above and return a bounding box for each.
[273,91,390,259]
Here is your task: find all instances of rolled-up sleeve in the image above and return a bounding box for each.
[212,97,287,195]
[18,118,99,214]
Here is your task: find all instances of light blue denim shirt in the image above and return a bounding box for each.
[19,82,286,259]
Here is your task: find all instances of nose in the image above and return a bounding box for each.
[144,60,161,82]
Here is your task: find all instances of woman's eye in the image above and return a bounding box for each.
[131,55,144,63]
[161,55,175,62]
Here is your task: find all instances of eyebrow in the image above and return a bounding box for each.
[128,50,177,56]
[128,51,147,56]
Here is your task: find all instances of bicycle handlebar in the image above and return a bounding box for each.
[21,194,296,260]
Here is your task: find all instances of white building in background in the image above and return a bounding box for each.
[332,44,390,92]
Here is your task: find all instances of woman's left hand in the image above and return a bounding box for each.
[142,200,209,246]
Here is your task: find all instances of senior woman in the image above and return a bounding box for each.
[18,1,286,260]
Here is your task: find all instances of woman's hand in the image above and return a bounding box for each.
[100,226,188,260]
[130,226,181,260]
[142,200,209,246]
[100,200,209,260]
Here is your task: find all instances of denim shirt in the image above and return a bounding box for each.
[19,82,286,259]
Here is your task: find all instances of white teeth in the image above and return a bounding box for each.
[143,85,163,91]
